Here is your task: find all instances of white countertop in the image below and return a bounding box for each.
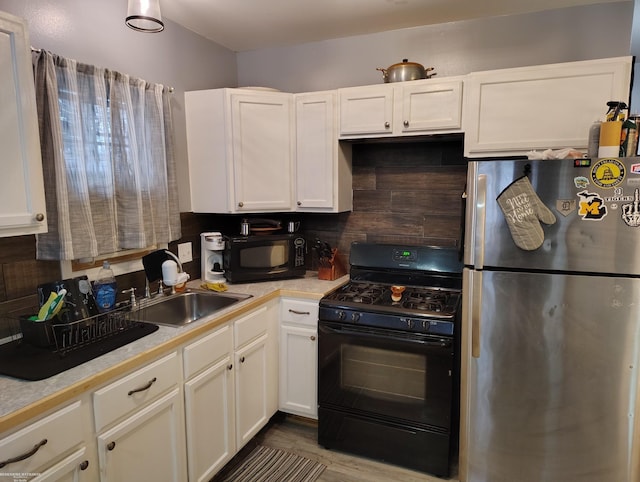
[0,272,347,432]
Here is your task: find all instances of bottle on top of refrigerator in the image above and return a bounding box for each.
[94,261,117,312]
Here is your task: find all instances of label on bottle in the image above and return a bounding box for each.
[95,282,117,311]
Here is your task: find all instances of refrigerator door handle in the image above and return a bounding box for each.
[474,174,486,269]
[471,271,482,358]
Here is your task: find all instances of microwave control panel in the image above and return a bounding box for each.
[294,237,305,267]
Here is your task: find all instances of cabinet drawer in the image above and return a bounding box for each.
[93,352,179,431]
[0,401,83,474]
[234,305,268,349]
[183,324,232,380]
[281,298,318,327]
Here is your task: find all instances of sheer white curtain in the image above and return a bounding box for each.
[32,50,181,260]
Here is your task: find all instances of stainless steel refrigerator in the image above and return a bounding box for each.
[461,158,640,482]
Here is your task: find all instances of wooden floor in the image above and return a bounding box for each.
[213,413,460,482]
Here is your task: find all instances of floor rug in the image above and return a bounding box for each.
[219,445,326,482]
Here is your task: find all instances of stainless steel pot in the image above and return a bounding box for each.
[376,59,436,83]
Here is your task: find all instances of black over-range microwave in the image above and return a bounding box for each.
[223,233,306,283]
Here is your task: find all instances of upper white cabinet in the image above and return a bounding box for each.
[338,78,463,138]
[0,12,47,237]
[463,56,633,158]
[294,91,352,212]
[185,88,294,213]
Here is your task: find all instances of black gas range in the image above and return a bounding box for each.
[319,243,462,333]
[317,243,463,478]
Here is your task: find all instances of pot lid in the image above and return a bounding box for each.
[388,58,424,69]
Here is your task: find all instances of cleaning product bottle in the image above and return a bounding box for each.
[94,261,117,312]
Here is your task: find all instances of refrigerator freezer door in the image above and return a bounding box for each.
[465,158,640,274]
[460,268,639,482]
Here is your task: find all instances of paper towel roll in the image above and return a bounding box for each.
[598,121,622,157]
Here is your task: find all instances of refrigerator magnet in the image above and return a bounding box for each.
[577,190,608,220]
[574,176,589,189]
[555,199,576,216]
[591,158,626,189]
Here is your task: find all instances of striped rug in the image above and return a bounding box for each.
[220,445,326,482]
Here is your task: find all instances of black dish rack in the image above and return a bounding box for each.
[0,306,158,381]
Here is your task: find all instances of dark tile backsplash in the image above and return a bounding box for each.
[0,137,467,314]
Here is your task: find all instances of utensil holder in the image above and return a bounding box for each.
[19,316,55,348]
[318,248,348,281]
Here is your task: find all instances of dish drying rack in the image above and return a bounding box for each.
[9,305,145,357]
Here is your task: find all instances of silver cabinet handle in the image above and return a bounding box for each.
[384,122,390,128]
[238,202,244,208]
[289,309,311,315]
[35,213,45,222]
[403,120,409,127]
[0,439,47,468]
[310,335,316,341]
[128,377,157,396]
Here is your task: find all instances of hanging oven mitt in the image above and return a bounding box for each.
[496,175,556,251]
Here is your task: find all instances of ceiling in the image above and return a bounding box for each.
[161,0,623,52]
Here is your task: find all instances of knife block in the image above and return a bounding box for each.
[318,248,348,281]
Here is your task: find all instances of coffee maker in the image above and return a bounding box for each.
[201,232,225,283]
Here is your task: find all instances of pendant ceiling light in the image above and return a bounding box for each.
[126,0,164,33]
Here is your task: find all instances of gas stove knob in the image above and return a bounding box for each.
[406,319,414,329]
[351,312,360,323]
[337,310,346,321]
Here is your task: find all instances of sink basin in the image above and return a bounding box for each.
[133,290,252,327]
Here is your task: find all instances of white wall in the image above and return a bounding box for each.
[237,2,634,93]
[0,0,238,212]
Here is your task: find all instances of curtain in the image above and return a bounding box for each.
[32,50,181,260]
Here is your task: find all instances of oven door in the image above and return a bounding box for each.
[318,320,454,429]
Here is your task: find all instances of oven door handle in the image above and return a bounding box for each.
[319,323,452,348]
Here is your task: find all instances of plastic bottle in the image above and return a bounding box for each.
[94,261,117,312]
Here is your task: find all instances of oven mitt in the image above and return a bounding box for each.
[497,176,556,251]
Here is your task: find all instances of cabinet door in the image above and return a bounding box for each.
[295,92,336,210]
[31,447,94,482]
[463,56,632,157]
[0,12,46,237]
[339,84,394,136]
[279,325,318,419]
[230,92,293,212]
[184,356,235,482]
[234,334,268,449]
[97,388,187,482]
[400,80,462,132]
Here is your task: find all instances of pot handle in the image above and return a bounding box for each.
[376,67,388,77]
[425,67,437,79]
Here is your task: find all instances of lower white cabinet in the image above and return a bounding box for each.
[182,300,278,481]
[96,389,185,482]
[279,298,319,419]
[93,352,187,482]
[183,325,235,482]
[32,447,93,482]
[0,400,96,481]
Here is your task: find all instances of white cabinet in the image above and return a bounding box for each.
[183,325,235,482]
[279,298,319,419]
[185,88,294,213]
[338,78,463,139]
[295,91,352,212]
[181,301,278,480]
[233,301,279,449]
[93,352,187,482]
[463,56,633,158]
[0,401,96,481]
[0,12,47,237]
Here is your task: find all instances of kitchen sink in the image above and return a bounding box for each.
[132,290,252,327]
